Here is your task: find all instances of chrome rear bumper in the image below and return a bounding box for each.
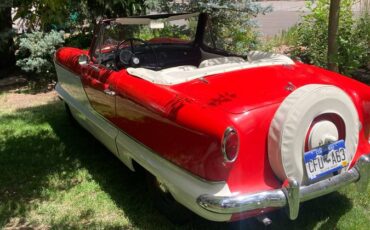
[197,154,370,220]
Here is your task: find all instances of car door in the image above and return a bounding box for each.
[78,62,120,156]
[81,21,117,120]
[76,22,119,155]
[81,64,117,120]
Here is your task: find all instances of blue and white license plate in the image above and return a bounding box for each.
[304,140,349,180]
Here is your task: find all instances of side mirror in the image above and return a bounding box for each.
[78,54,90,66]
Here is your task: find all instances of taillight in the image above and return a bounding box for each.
[222,127,239,162]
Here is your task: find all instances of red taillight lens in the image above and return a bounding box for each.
[222,127,239,162]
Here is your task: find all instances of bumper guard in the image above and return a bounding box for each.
[197,154,370,220]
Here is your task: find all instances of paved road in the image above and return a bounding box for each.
[255,1,366,37]
[256,1,307,37]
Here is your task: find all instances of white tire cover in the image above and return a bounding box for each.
[268,84,359,184]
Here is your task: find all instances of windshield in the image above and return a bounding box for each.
[100,14,198,50]
[90,13,201,70]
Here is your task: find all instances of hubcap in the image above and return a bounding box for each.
[308,120,339,149]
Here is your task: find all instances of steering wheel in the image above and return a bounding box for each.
[116,38,156,69]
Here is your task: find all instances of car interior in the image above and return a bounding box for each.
[92,13,294,85]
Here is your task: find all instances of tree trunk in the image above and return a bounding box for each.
[0,7,15,74]
[327,0,340,72]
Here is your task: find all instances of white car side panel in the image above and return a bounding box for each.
[55,63,119,156]
[55,62,232,222]
[55,63,90,107]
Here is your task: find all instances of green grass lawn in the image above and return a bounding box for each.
[0,93,369,229]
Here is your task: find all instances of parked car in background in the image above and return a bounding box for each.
[54,12,370,224]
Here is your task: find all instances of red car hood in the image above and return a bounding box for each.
[171,63,351,114]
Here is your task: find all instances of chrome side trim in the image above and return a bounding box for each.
[197,154,370,219]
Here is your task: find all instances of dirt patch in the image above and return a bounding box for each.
[4,217,50,230]
[0,76,27,88]
[0,91,59,112]
[0,73,59,112]
[0,74,28,93]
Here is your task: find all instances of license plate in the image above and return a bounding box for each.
[304,140,348,180]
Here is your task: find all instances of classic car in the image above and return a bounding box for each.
[54,12,370,224]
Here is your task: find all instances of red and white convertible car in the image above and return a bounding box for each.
[54,13,370,223]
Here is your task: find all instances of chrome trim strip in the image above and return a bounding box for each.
[197,154,370,218]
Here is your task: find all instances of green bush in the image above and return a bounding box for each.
[258,25,299,52]
[148,0,272,55]
[64,33,92,50]
[16,30,64,80]
[291,0,369,76]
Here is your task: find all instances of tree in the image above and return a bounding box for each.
[327,0,340,72]
[293,0,365,75]
[13,0,148,32]
[147,0,271,53]
[0,0,148,76]
[12,0,69,31]
[87,0,147,19]
[0,6,15,72]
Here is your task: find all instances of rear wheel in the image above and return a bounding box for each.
[146,172,193,224]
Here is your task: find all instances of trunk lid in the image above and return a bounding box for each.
[171,63,342,114]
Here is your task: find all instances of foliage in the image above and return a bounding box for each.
[16,31,65,80]
[0,7,15,71]
[13,0,148,32]
[147,0,272,55]
[11,0,149,78]
[87,0,147,18]
[259,25,299,52]
[291,0,369,75]
[352,0,370,69]
[151,23,196,41]
[13,0,69,31]
[106,20,197,43]
[64,33,92,50]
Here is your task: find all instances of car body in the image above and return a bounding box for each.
[54,12,370,222]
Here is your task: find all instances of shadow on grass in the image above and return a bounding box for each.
[0,100,354,229]
[268,192,352,230]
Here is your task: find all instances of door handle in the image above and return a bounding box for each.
[104,89,116,96]
[89,64,101,72]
